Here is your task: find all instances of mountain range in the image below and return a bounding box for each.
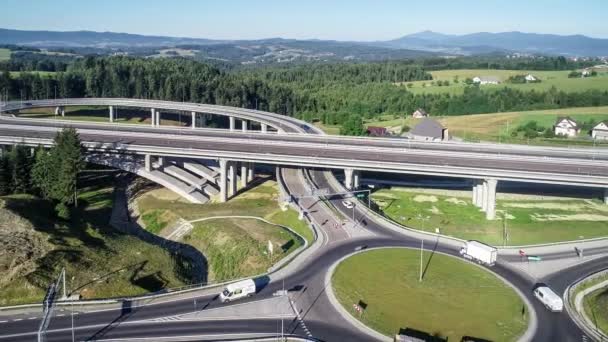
[1,28,607,59]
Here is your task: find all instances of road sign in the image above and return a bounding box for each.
[527,255,542,261]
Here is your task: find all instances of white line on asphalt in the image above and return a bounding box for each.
[0,320,7,323]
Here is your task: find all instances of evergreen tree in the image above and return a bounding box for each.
[0,154,10,196]
[52,127,85,207]
[9,145,32,194]
[31,146,56,199]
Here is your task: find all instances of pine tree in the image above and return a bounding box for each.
[0,155,10,196]
[9,145,32,194]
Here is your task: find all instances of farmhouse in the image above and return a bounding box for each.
[366,126,389,137]
[525,74,537,82]
[592,121,608,140]
[472,76,500,85]
[406,118,449,141]
[412,108,429,118]
[553,117,580,137]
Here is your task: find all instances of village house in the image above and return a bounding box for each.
[412,108,429,119]
[472,76,500,85]
[366,126,389,137]
[553,117,580,137]
[524,74,537,82]
[592,121,608,140]
[406,118,449,141]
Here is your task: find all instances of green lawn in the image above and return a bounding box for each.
[371,187,608,246]
[0,170,190,306]
[398,69,608,95]
[0,48,10,61]
[332,248,527,341]
[583,286,608,335]
[137,179,314,281]
[183,218,301,281]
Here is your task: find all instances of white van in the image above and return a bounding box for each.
[219,279,256,303]
[533,286,563,312]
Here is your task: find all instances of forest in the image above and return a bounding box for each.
[1,55,608,135]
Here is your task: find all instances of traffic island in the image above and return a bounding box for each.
[329,248,529,341]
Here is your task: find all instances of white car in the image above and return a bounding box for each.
[342,200,354,209]
[219,279,256,303]
[533,286,563,312]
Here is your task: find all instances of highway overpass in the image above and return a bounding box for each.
[2,98,608,219]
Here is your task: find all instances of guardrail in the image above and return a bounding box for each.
[565,269,608,341]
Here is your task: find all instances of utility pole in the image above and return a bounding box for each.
[419,239,424,282]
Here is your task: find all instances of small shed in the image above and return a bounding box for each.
[367,126,389,137]
[592,121,608,140]
[412,108,429,119]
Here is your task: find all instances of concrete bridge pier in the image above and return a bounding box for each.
[485,179,497,220]
[145,154,152,172]
[55,106,65,117]
[247,162,254,182]
[472,180,484,208]
[242,120,248,132]
[155,110,161,126]
[240,162,249,187]
[150,108,156,127]
[604,189,608,205]
[261,123,268,133]
[191,112,196,128]
[229,117,236,131]
[219,159,228,202]
[228,161,237,197]
[353,170,360,189]
[109,106,114,123]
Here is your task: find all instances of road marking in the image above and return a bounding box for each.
[13,319,22,321]
[27,317,37,320]
[289,299,313,338]
[0,320,7,323]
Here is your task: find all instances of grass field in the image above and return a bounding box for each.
[136,180,313,282]
[0,171,190,306]
[583,286,608,335]
[371,187,608,246]
[397,69,608,95]
[0,48,10,61]
[362,106,608,145]
[184,218,301,281]
[332,248,527,341]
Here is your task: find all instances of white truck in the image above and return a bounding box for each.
[533,286,563,312]
[459,241,497,266]
[219,279,256,303]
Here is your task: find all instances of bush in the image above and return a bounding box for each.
[55,202,70,220]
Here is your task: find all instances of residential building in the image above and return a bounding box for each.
[525,74,537,82]
[412,108,429,119]
[406,118,449,141]
[472,76,500,85]
[553,117,580,137]
[366,126,389,137]
[592,121,608,140]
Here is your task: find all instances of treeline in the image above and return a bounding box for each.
[420,56,598,71]
[0,128,85,219]
[0,51,74,72]
[238,62,432,86]
[2,56,608,133]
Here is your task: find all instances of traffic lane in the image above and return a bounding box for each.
[501,246,608,263]
[2,127,607,177]
[2,116,606,162]
[545,255,608,293]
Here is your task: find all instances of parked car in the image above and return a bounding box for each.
[219,279,256,303]
[342,200,354,209]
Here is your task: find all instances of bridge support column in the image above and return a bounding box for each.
[261,123,268,133]
[242,120,248,132]
[485,179,497,220]
[472,181,478,206]
[481,180,489,212]
[473,180,483,207]
[156,110,161,126]
[344,168,354,190]
[228,161,237,197]
[144,154,152,172]
[150,108,156,127]
[353,170,360,190]
[247,162,254,182]
[219,159,228,202]
[109,106,114,123]
[240,162,249,188]
[157,156,164,168]
[55,106,65,116]
[604,189,608,205]
[229,116,235,131]
[191,112,196,128]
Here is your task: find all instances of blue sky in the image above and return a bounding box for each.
[2,0,607,40]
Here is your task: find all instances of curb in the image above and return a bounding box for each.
[565,269,608,341]
[323,247,536,342]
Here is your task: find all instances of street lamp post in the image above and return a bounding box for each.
[419,238,424,282]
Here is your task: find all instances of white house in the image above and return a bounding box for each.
[472,76,500,85]
[592,121,608,140]
[582,69,591,77]
[525,74,537,82]
[553,117,580,137]
[412,108,429,119]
